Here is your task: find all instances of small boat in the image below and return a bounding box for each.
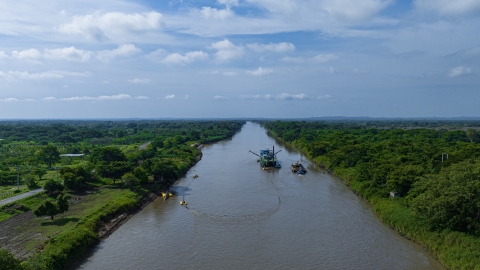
[291,161,307,174]
[162,191,173,201]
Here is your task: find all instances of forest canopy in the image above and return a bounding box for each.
[263,120,480,235]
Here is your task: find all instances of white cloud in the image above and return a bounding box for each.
[448,66,472,77]
[55,96,95,101]
[321,0,393,22]
[210,39,244,63]
[162,51,208,64]
[276,93,309,100]
[171,0,396,37]
[245,0,391,22]
[281,54,339,64]
[0,98,19,102]
[11,49,41,61]
[414,0,480,16]
[352,68,367,74]
[240,93,311,100]
[128,78,150,84]
[43,47,93,62]
[43,94,141,101]
[185,94,190,99]
[217,0,239,7]
[463,46,480,58]
[7,47,93,62]
[146,49,167,62]
[197,7,234,20]
[223,71,237,76]
[97,44,141,60]
[214,95,227,100]
[317,95,332,100]
[281,56,306,63]
[42,94,132,101]
[247,42,295,53]
[191,0,239,20]
[0,70,91,80]
[245,0,297,13]
[245,67,274,76]
[98,94,132,100]
[58,11,162,41]
[164,94,175,99]
[239,94,273,100]
[313,54,339,63]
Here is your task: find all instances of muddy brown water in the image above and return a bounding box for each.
[79,122,443,270]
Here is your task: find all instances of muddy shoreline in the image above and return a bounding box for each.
[66,145,204,270]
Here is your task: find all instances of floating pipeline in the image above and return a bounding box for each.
[178,178,282,221]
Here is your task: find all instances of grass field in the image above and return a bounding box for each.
[0,186,142,259]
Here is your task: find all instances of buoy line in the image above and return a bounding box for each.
[180,175,282,221]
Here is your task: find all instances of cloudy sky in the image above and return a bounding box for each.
[0,0,479,118]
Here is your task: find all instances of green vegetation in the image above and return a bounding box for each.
[0,120,244,269]
[37,145,60,168]
[33,195,69,220]
[0,248,23,270]
[263,120,480,269]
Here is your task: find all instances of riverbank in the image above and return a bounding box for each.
[0,147,206,270]
[79,122,443,269]
[65,146,205,270]
[266,129,480,270]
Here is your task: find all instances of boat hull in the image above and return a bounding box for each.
[291,163,307,174]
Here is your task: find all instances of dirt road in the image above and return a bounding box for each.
[0,188,43,207]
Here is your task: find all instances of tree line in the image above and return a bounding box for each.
[263,120,480,235]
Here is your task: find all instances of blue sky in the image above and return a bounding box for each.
[0,0,479,118]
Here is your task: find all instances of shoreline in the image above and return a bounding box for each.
[66,145,204,270]
[65,191,160,270]
[266,129,445,268]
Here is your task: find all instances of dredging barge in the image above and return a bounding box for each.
[249,146,282,168]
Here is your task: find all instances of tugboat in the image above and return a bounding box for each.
[249,146,282,168]
[291,161,307,174]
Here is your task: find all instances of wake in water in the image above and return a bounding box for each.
[177,175,282,221]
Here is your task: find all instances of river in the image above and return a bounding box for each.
[79,122,443,270]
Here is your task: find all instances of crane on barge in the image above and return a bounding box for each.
[249,146,282,169]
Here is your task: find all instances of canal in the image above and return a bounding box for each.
[79,122,442,269]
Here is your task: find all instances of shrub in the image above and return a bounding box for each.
[43,180,64,195]
[0,248,23,270]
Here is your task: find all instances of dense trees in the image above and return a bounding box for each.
[263,120,480,235]
[43,179,64,195]
[60,166,94,191]
[409,160,480,234]
[0,120,243,189]
[38,145,60,168]
[91,147,131,184]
